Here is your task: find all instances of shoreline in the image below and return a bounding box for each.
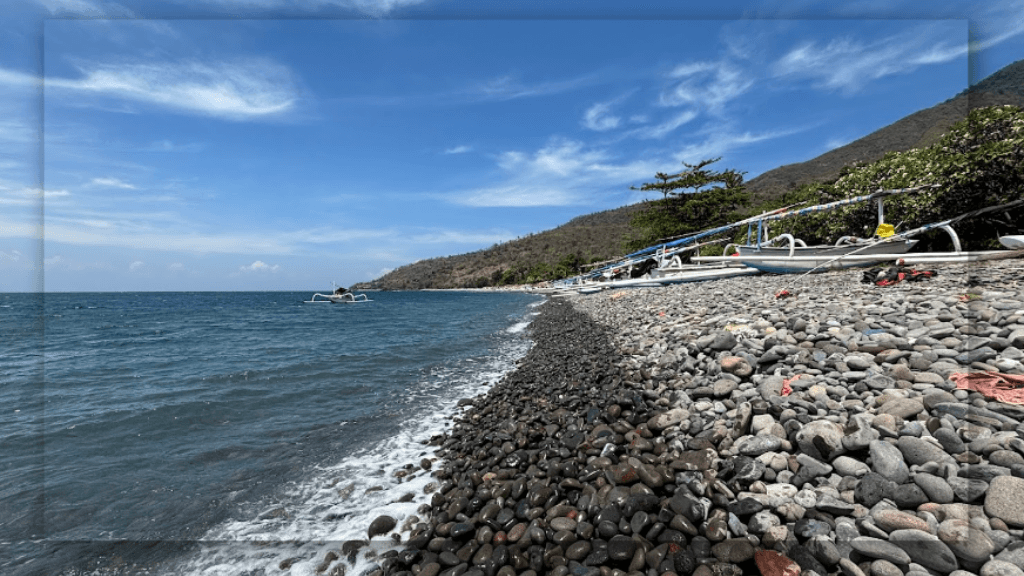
[353,261,1024,576]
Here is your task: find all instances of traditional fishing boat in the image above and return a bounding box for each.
[305,283,371,303]
[696,194,1024,273]
[692,186,932,274]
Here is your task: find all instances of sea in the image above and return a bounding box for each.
[0,290,543,576]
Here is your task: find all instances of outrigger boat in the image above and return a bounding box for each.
[695,193,1024,273]
[305,283,371,304]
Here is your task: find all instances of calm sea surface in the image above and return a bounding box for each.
[0,291,542,576]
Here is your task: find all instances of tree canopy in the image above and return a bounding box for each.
[626,158,749,251]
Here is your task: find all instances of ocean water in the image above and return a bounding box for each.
[0,290,542,576]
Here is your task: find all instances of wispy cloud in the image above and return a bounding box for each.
[444,145,472,155]
[629,110,699,140]
[659,61,754,113]
[129,260,144,271]
[772,24,968,93]
[0,250,21,261]
[1,58,300,120]
[35,0,133,17]
[582,101,621,131]
[672,127,807,165]
[471,72,598,102]
[450,138,659,208]
[90,177,136,189]
[240,260,279,272]
[143,139,205,153]
[195,0,426,17]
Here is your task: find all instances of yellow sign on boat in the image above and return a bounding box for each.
[875,223,895,238]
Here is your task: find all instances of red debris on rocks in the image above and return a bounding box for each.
[774,289,793,299]
[780,374,809,397]
[755,550,800,576]
[951,371,1024,405]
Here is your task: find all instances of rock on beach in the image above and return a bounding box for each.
[344,261,1024,576]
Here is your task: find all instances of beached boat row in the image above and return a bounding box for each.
[544,188,1024,295]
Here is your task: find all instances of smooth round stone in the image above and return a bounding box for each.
[880,398,925,419]
[833,455,870,477]
[607,534,636,561]
[913,474,955,504]
[897,436,955,466]
[564,540,591,561]
[869,441,910,484]
[806,535,840,566]
[986,476,1024,528]
[872,509,931,533]
[933,428,967,454]
[850,537,912,565]
[550,517,577,532]
[711,537,755,563]
[981,559,1024,576]
[938,519,996,564]
[888,529,959,574]
[871,559,904,576]
[368,515,397,538]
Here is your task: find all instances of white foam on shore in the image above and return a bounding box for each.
[161,311,537,576]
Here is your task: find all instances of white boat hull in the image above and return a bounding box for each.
[1000,235,1024,249]
[572,264,759,293]
[733,240,918,274]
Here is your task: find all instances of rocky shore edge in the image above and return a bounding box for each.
[351,261,1024,576]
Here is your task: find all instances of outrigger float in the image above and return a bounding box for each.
[305,283,372,304]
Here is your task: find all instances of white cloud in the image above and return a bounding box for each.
[659,61,754,112]
[44,254,63,267]
[0,250,21,261]
[0,187,69,205]
[630,110,699,139]
[450,138,660,208]
[143,139,205,153]
[471,72,597,101]
[129,260,144,271]
[168,262,184,270]
[671,127,806,165]
[444,145,472,155]
[0,58,300,120]
[35,0,133,17]
[240,260,279,273]
[90,177,136,189]
[772,24,968,93]
[197,0,426,17]
[582,101,621,131]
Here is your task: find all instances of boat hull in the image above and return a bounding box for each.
[574,265,759,293]
[735,240,918,274]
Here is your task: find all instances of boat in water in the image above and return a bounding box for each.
[305,284,372,304]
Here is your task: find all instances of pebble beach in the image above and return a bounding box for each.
[355,260,1024,576]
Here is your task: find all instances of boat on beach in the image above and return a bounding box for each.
[695,194,1024,273]
[305,284,372,303]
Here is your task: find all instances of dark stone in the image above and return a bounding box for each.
[369,515,397,539]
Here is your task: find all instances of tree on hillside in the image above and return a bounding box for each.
[627,158,749,251]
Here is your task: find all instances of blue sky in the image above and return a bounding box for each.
[1,1,1022,291]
